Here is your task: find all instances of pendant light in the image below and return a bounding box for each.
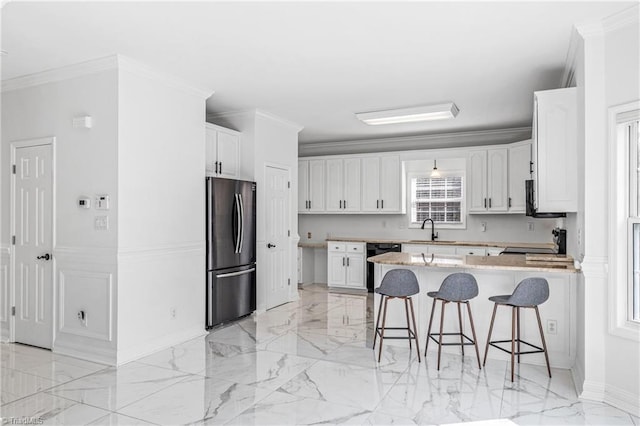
[431,159,441,178]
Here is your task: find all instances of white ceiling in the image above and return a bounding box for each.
[1,1,634,145]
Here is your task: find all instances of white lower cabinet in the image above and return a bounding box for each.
[327,241,366,289]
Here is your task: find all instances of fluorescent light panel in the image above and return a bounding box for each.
[356,103,459,125]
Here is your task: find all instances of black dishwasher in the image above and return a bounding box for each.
[366,243,402,292]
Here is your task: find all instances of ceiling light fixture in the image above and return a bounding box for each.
[355,102,459,126]
[431,160,441,178]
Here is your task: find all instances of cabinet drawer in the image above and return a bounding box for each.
[346,243,364,253]
[454,246,487,256]
[328,242,346,252]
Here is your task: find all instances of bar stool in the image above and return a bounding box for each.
[483,277,551,382]
[424,272,481,370]
[373,269,421,363]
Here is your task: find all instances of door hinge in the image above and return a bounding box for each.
[12,164,16,174]
[12,235,16,245]
[11,306,15,316]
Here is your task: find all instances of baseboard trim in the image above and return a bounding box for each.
[54,339,116,366]
[580,380,606,401]
[116,326,206,365]
[604,384,640,417]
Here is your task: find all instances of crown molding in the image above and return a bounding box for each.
[255,109,304,132]
[299,127,532,157]
[2,55,119,92]
[117,56,213,100]
[2,54,214,98]
[575,20,605,39]
[602,4,639,34]
[207,108,303,132]
[562,27,582,88]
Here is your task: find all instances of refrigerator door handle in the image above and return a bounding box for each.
[234,194,242,253]
[238,193,245,254]
[216,267,256,278]
[207,278,213,327]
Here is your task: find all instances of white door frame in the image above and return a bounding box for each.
[263,162,293,306]
[9,136,56,344]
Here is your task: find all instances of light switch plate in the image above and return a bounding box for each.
[94,215,109,231]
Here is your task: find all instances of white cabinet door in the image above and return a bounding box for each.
[308,159,326,212]
[325,158,344,212]
[345,254,365,288]
[534,88,578,212]
[508,142,531,213]
[361,157,381,212]
[328,252,346,286]
[402,244,431,254]
[344,158,361,212]
[298,160,310,211]
[468,150,488,212]
[428,245,457,255]
[205,124,240,179]
[487,148,508,212]
[216,130,240,178]
[454,246,487,256]
[380,155,401,212]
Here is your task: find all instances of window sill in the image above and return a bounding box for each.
[408,223,467,230]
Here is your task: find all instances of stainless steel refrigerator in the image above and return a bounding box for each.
[206,177,256,329]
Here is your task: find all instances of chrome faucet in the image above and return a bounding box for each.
[421,218,439,241]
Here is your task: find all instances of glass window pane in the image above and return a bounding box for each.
[410,174,463,224]
[635,219,640,322]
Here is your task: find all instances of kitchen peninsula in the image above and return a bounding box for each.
[368,251,578,369]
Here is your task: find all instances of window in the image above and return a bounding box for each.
[627,118,640,322]
[409,174,463,226]
[609,101,640,340]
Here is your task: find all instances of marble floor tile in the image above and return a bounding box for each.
[228,389,372,425]
[1,368,57,403]
[278,359,402,411]
[0,392,109,425]
[1,284,637,425]
[119,375,271,425]
[46,362,193,411]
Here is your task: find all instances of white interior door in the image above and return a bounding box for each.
[13,142,53,349]
[265,165,290,309]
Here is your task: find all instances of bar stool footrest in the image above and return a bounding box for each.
[488,339,545,356]
[376,327,418,340]
[428,332,477,346]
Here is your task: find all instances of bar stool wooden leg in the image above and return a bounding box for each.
[457,302,465,357]
[409,297,421,363]
[378,296,390,362]
[425,297,437,355]
[466,301,481,369]
[437,300,446,370]
[404,298,412,350]
[516,307,521,364]
[511,306,516,382]
[535,306,552,378]
[483,303,498,366]
[372,294,384,349]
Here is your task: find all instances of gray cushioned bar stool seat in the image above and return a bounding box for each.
[373,269,421,363]
[425,272,481,370]
[483,277,551,382]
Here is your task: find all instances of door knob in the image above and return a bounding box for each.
[267,243,276,248]
[36,253,51,261]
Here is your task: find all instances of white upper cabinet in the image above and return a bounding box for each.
[205,123,240,179]
[533,87,578,212]
[326,158,361,212]
[469,148,508,212]
[469,141,531,214]
[507,141,532,213]
[299,159,325,213]
[362,155,403,213]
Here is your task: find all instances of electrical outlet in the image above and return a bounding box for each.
[527,222,534,231]
[480,222,487,232]
[307,232,312,239]
[547,319,557,335]
[77,310,87,326]
[382,220,387,228]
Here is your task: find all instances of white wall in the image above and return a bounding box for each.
[115,60,208,363]
[208,110,301,311]
[1,68,119,361]
[577,11,640,415]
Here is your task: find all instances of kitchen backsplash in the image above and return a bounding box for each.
[299,213,563,245]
